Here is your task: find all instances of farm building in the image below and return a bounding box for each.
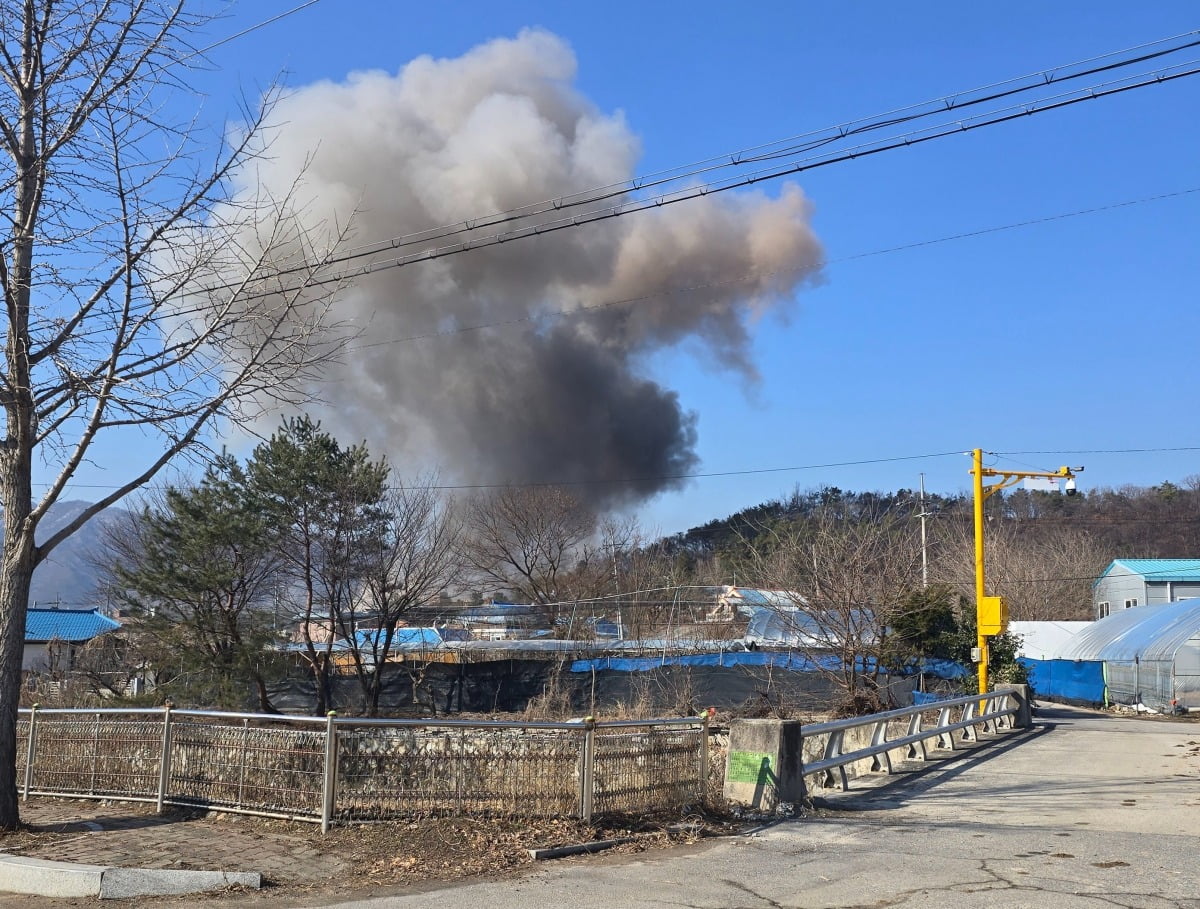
[1044,598,1200,710]
[1093,559,1200,619]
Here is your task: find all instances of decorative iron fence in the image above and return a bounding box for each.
[16,707,708,831]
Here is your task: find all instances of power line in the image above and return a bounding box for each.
[32,40,1200,343]
[242,29,1200,287]
[348,185,1200,352]
[195,1,324,58]
[45,180,1199,353]
[998,447,1200,456]
[146,1,325,75]
[40,443,1200,495]
[216,56,1200,303]
[40,449,968,492]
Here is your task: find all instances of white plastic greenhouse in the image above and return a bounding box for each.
[1055,598,1200,710]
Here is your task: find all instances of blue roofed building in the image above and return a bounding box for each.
[1093,559,1200,620]
[24,606,120,673]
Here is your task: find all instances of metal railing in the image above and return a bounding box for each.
[801,691,1017,791]
[16,706,709,832]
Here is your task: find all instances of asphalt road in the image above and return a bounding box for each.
[318,707,1200,909]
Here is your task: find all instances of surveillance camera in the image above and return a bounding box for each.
[1065,477,1077,496]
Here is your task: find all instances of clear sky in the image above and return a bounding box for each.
[65,2,1200,536]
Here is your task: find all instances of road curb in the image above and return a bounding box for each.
[0,854,261,899]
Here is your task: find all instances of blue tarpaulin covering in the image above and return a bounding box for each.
[1019,657,1106,705]
[569,651,968,679]
[912,690,955,706]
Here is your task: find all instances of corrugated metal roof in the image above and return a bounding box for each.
[352,627,445,649]
[25,608,119,643]
[1055,598,1200,663]
[1099,559,1200,584]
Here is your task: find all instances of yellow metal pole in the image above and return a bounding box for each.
[972,447,988,695]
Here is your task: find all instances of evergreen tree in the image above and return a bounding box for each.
[247,416,389,713]
[108,457,283,711]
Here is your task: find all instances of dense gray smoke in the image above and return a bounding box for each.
[232,29,823,507]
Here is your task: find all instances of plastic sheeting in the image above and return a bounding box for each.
[1019,658,1106,705]
[1010,621,1089,661]
[745,606,877,647]
[1055,599,1200,662]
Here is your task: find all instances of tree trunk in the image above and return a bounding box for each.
[0,509,37,830]
[253,673,278,715]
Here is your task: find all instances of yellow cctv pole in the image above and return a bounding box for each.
[970,450,1080,695]
[972,448,988,697]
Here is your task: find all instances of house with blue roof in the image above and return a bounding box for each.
[1093,559,1200,619]
[23,606,120,673]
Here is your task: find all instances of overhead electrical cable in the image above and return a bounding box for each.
[148,1,325,75]
[39,449,967,492]
[249,29,1200,281]
[31,37,1200,337]
[347,186,1200,352]
[213,55,1200,303]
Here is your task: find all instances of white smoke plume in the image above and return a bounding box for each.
[231,29,823,507]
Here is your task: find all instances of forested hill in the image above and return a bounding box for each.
[662,480,1200,565]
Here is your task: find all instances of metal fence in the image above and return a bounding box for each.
[16,706,708,831]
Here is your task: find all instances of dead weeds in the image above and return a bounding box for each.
[1,798,735,898]
[316,811,731,888]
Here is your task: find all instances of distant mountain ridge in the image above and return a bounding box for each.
[2,500,127,609]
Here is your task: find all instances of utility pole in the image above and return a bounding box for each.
[970,449,1082,695]
[918,473,929,590]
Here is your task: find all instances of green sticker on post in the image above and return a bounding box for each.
[727,750,773,784]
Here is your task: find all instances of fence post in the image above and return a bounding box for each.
[869,720,893,774]
[89,712,100,794]
[579,716,596,823]
[22,704,38,801]
[321,711,338,834]
[696,710,711,805]
[237,718,249,808]
[156,702,174,814]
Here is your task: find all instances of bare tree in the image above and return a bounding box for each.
[934,516,1107,621]
[0,4,349,828]
[463,486,596,630]
[749,507,923,713]
[348,480,464,716]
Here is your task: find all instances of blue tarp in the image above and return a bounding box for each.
[912,690,954,706]
[569,651,968,679]
[1020,657,1106,705]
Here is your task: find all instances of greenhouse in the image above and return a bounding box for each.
[1053,598,1200,710]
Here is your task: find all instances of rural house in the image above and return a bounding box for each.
[1093,559,1200,619]
[23,606,120,673]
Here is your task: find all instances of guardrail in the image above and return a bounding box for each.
[802,691,1018,791]
[16,706,709,832]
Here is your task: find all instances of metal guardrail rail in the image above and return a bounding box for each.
[801,691,1018,791]
[16,706,709,832]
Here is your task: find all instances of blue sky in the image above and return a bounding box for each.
[75,2,1200,535]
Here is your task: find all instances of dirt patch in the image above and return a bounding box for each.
[323,813,721,888]
[1,798,734,905]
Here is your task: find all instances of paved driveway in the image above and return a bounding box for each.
[316,707,1200,909]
